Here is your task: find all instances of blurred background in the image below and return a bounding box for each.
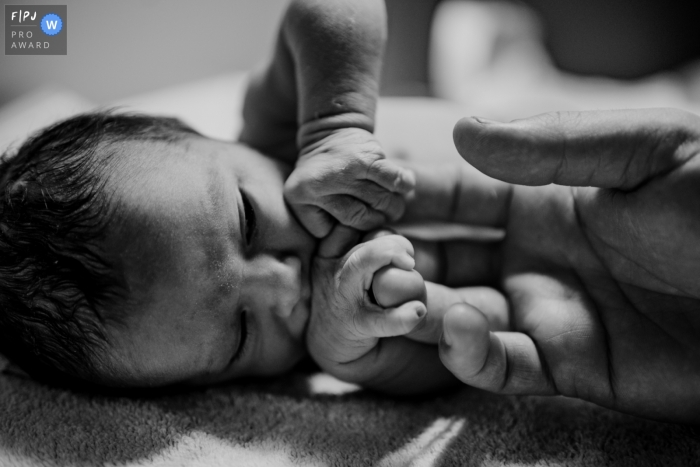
[1,0,700,107]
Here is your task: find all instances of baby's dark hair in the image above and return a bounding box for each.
[0,111,200,387]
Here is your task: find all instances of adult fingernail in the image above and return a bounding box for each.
[473,116,502,125]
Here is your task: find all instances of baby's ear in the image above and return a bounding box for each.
[317,224,361,259]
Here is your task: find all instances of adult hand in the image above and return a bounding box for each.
[426,109,700,423]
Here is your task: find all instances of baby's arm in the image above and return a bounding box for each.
[307,227,458,394]
[240,0,384,160]
[239,0,415,237]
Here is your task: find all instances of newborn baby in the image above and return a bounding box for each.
[0,111,495,392]
[0,0,501,392]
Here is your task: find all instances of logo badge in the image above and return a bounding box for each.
[5,5,67,55]
[40,13,63,36]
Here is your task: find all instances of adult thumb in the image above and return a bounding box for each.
[453,109,700,190]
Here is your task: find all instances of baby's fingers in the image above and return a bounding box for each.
[309,184,406,232]
[344,180,407,222]
[325,194,390,231]
[288,195,392,237]
[342,234,415,285]
[439,303,557,396]
[355,300,427,338]
[291,203,337,238]
[334,234,415,309]
[365,158,416,195]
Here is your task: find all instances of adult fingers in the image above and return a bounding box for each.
[399,161,512,227]
[412,238,501,286]
[330,337,459,394]
[453,109,700,190]
[354,300,427,339]
[438,303,557,395]
[406,283,508,344]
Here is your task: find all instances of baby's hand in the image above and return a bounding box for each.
[306,226,427,383]
[285,128,416,238]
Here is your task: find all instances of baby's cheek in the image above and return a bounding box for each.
[371,266,427,308]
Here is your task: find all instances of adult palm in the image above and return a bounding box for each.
[409,109,700,423]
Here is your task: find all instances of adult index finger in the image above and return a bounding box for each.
[406,283,509,344]
[453,109,700,190]
[399,161,512,227]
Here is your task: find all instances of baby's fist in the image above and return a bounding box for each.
[285,128,416,238]
[306,226,427,382]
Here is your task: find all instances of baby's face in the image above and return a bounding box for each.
[102,137,316,387]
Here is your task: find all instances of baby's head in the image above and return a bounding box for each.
[0,112,315,389]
